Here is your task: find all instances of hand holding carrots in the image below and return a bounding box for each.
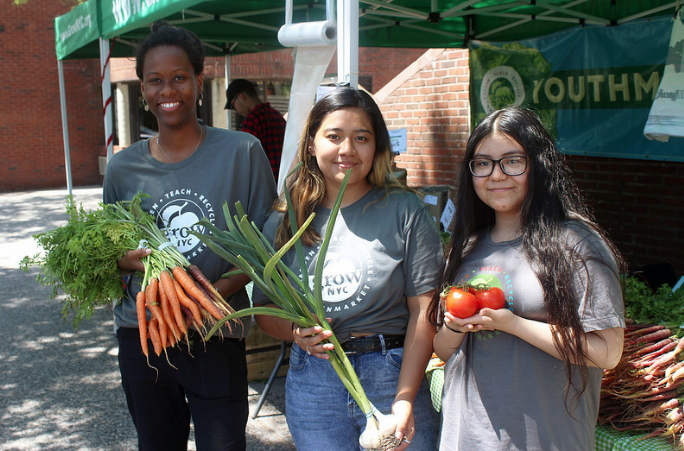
[137,264,242,365]
[118,248,152,273]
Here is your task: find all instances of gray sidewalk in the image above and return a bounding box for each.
[0,186,294,450]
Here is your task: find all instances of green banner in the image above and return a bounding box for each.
[54,0,99,60]
[100,0,204,39]
[469,16,683,162]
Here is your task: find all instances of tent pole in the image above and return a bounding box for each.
[57,59,73,196]
[337,0,359,88]
[99,38,114,161]
[225,54,232,130]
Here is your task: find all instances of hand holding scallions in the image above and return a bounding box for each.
[292,323,334,360]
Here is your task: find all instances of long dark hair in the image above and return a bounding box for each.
[428,106,624,401]
[274,87,406,247]
[135,21,205,79]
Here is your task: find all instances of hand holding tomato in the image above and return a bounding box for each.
[444,287,478,318]
[444,283,507,318]
[473,286,506,310]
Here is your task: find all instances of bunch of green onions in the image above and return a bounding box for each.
[193,170,400,450]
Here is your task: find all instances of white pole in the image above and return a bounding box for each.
[57,59,73,196]
[337,0,359,88]
[99,38,114,160]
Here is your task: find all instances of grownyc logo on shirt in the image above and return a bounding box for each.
[148,189,216,260]
[303,239,373,313]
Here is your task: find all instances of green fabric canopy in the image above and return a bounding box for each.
[55,0,680,60]
[53,0,681,194]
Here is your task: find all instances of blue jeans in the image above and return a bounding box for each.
[285,343,438,451]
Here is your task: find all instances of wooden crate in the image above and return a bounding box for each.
[245,319,290,381]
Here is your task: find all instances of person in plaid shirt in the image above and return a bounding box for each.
[225,79,287,179]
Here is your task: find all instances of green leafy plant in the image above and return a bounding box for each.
[624,275,684,331]
[20,197,146,328]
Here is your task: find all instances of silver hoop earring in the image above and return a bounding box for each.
[142,98,149,112]
[197,93,203,107]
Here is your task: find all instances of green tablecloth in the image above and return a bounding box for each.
[426,366,677,450]
[595,426,676,451]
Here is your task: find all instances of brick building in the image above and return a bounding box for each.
[2,1,682,275]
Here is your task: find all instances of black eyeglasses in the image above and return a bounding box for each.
[468,156,529,177]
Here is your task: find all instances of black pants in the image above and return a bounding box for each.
[117,328,249,451]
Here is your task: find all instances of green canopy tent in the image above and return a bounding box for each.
[54,0,680,192]
[56,0,681,60]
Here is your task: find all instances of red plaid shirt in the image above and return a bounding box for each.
[241,102,287,179]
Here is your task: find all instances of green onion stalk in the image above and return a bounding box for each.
[192,170,400,450]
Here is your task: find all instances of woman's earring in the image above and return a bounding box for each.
[197,93,203,107]
[142,98,149,112]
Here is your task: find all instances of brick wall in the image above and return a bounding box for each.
[567,156,684,275]
[377,49,470,187]
[113,46,428,93]
[0,0,103,192]
[225,49,296,81]
[375,47,684,275]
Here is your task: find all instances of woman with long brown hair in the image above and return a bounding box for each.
[253,87,443,451]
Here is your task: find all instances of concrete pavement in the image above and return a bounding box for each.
[0,185,294,450]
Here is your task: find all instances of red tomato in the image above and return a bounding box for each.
[445,287,479,318]
[474,286,506,310]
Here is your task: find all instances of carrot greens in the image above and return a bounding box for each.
[20,196,145,328]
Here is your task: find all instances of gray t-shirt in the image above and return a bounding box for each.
[439,221,624,451]
[103,126,277,337]
[252,186,443,342]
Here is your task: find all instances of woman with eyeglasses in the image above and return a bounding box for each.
[428,107,625,450]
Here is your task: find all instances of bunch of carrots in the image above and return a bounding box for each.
[21,192,239,358]
[137,264,237,360]
[599,323,684,447]
[110,194,240,361]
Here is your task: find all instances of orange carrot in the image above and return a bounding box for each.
[172,266,224,321]
[158,277,181,343]
[166,329,177,348]
[145,278,167,348]
[160,270,187,335]
[136,291,149,358]
[148,318,163,356]
[173,278,204,325]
